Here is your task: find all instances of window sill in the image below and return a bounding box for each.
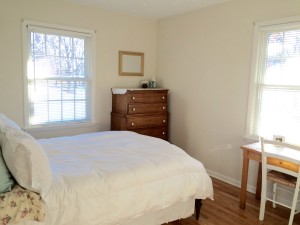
[24,122,99,139]
[242,135,259,143]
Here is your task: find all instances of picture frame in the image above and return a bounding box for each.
[119,51,144,76]
[273,135,285,143]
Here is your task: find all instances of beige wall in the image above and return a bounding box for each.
[2,0,300,191]
[156,0,300,190]
[0,0,157,137]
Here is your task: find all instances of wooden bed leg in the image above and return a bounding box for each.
[195,199,202,220]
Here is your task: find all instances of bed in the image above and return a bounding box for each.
[0,114,214,225]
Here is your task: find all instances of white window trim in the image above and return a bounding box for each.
[245,16,300,141]
[22,20,97,130]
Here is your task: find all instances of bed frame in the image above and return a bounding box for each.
[121,198,203,225]
[195,199,202,220]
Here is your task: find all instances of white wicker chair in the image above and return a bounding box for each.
[259,137,300,225]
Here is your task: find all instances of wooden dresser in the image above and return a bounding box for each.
[111,88,169,141]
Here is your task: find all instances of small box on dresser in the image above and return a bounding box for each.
[111,88,169,141]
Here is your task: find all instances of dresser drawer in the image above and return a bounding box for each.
[128,93,167,103]
[130,127,168,140]
[128,103,167,114]
[127,115,167,129]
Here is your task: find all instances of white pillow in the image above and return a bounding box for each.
[0,114,21,146]
[1,127,52,193]
[0,113,21,130]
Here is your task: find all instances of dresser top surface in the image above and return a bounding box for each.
[112,88,168,95]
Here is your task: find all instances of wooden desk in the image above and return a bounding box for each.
[240,142,262,209]
[240,142,300,209]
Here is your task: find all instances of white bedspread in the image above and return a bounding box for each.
[38,131,213,225]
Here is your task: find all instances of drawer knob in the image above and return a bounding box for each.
[162,132,165,135]
[163,106,166,110]
[163,120,166,123]
[162,96,165,100]
[131,123,135,126]
[132,97,135,100]
[132,108,136,111]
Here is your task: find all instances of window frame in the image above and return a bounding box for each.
[22,20,96,130]
[245,16,300,141]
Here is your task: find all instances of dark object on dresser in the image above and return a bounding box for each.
[111,88,169,141]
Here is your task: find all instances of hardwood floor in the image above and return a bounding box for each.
[167,178,300,225]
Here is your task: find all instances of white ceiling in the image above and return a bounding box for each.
[65,0,230,20]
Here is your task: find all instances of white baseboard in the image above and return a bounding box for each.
[206,169,256,194]
[206,169,294,208]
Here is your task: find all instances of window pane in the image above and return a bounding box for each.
[75,101,86,120]
[258,88,300,140]
[61,57,75,77]
[49,101,62,122]
[28,80,48,102]
[34,56,58,79]
[32,33,45,56]
[74,59,85,77]
[62,81,75,100]
[46,35,59,56]
[73,38,85,58]
[48,81,61,100]
[75,82,87,100]
[29,102,48,125]
[265,30,300,86]
[62,101,75,121]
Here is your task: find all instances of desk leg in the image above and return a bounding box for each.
[240,150,249,209]
[255,162,262,200]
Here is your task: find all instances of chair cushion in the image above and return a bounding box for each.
[267,170,297,188]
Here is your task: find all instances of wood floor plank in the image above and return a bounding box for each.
[166,178,300,225]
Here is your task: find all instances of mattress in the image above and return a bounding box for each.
[31,131,213,225]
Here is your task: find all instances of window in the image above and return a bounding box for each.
[246,17,300,143]
[22,21,95,128]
